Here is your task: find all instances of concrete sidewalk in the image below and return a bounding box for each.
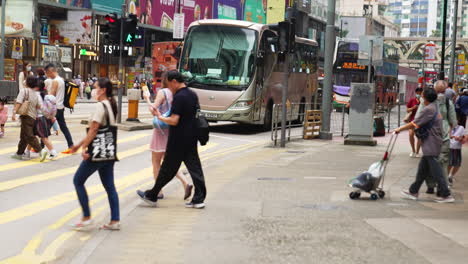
[65,133,468,264]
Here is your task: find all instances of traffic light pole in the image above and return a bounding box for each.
[280,53,290,148]
[117,4,126,123]
[319,0,336,140]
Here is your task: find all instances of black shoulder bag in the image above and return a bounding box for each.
[196,101,209,146]
[415,112,438,140]
[87,102,119,162]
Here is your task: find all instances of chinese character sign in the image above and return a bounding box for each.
[213,0,242,20]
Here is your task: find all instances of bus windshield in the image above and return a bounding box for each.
[180,25,258,91]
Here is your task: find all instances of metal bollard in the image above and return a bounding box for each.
[127,89,140,122]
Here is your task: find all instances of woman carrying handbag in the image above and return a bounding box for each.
[70,78,120,230]
[144,74,193,200]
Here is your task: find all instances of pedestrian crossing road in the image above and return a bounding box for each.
[0,119,268,263]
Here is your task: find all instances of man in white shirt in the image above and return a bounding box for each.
[45,64,74,153]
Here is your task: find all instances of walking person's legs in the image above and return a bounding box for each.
[98,161,120,225]
[56,109,74,148]
[407,157,430,196]
[73,160,100,226]
[409,129,416,155]
[16,117,29,155]
[184,146,206,205]
[151,151,165,198]
[426,156,452,200]
[140,149,183,203]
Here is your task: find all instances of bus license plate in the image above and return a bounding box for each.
[204,113,218,119]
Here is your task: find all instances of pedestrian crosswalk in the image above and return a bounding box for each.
[0,127,263,263]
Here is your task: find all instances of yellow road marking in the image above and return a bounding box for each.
[0,132,151,173]
[0,142,64,155]
[0,180,150,264]
[0,141,264,263]
[0,142,219,225]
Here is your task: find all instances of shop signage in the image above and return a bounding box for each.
[48,0,124,14]
[213,0,242,20]
[103,45,133,56]
[80,49,97,57]
[43,45,60,63]
[12,46,23,60]
[49,11,93,45]
[43,45,73,63]
[244,0,266,24]
[267,0,285,24]
[173,13,185,39]
[60,47,73,63]
[0,0,34,38]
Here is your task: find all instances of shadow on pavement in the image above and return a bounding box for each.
[209,122,267,135]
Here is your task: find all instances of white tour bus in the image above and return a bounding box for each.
[179,19,319,129]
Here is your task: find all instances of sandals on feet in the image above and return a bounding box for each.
[100,222,121,230]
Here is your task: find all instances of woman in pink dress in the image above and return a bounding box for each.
[146,76,193,200]
[0,97,8,138]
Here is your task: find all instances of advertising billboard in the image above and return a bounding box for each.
[0,0,34,38]
[49,11,93,45]
[181,0,212,31]
[127,0,175,29]
[267,0,285,24]
[243,0,266,24]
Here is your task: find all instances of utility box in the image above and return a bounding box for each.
[344,83,377,146]
[127,89,140,122]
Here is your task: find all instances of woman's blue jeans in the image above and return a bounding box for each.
[73,160,120,221]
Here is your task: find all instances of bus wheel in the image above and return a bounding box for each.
[263,103,273,131]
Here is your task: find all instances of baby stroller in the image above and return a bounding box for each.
[348,133,398,200]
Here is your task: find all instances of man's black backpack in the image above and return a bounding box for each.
[196,102,209,146]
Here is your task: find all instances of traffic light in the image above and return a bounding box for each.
[274,20,296,53]
[123,14,138,45]
[103,13,120,45]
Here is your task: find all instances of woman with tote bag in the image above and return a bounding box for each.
[70,78,120,230]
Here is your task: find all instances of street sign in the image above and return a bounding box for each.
[358,36,383,66]
[12,46,23,60]
[425,44,436,61]
[173,13,185,39]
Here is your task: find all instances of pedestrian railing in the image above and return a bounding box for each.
[271,103,349,146]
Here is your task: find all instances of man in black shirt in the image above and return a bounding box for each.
[137,70,207,208]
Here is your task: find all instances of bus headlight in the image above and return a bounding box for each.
[231,101,253,109]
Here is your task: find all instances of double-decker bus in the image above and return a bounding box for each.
[179,19,319,129]
[333,38,399,108]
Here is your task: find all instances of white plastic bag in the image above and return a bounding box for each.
[368,161,384,178]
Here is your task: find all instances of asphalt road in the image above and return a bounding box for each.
[0,104,271,263]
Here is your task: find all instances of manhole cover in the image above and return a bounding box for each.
[300,204,347,211]
[257,177,293,181]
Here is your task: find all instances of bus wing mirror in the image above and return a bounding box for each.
[256,52,265,66]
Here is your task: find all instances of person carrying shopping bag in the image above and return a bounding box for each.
[70,78,120,230]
